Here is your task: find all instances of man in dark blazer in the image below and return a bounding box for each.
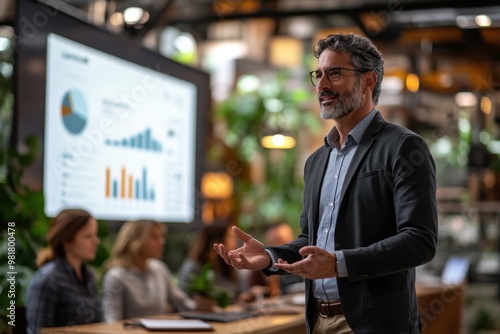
[214,33,438,334]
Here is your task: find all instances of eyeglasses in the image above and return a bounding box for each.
[309,67,365,87]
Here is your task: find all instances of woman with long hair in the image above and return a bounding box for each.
[102,220,194,322]
[26,209,102,333]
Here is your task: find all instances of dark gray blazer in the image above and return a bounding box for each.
[265,111,438,334]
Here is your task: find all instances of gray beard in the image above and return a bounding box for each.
[320,82,364,120]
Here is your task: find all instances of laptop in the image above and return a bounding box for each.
[440,256,470,285]
[179,310,260,323]
[138,318,213,332]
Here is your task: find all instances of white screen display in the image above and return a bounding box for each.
[43,33,198,222]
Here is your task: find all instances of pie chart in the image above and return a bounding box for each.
[61,89,87,134]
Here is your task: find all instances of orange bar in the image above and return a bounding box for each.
[121,167,126,199]
[105,167,110,198]
[128,175,133,199]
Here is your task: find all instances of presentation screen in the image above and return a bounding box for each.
[14,0,209,223]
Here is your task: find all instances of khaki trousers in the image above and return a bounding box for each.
[312,313,354,334]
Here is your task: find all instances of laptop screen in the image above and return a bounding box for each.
[441,256,470,285]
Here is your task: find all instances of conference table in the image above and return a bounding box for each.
[40,285,463,334]
[416,283,465,334]
[40,303,307,334]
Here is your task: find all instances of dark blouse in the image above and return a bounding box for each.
[26,258,102,333]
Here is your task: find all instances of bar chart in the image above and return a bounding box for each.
[105,166,155,201]
[105,128,162,152]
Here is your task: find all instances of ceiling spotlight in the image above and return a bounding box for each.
[475,15,492,27]
[456,15,473,28]
[123,7,144,25]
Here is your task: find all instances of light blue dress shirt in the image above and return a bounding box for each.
[313,109,377,301]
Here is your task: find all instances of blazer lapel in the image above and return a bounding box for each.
[339,112,385,204]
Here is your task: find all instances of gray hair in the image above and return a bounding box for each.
[313,33,384,105]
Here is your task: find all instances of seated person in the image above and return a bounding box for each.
[239,222,304,302]
[102,220,194,322]
[177,223,248,302]
[26,209,102,333]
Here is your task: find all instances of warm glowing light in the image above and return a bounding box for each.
[201,172,233,199]
[261,134,296,149]
[382,76,403,93]
[406,73,420,93]
[269,37,303,68]
[480,96,492,114]
[475,15,492,27]
[455,92,477,108]
[109,12,123,26]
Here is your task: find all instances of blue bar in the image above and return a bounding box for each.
[145,128,151,150]
[153,141,161,152]
[122,138,127,147]
[135,180,140,199]
[150,189,155,201]
[113,180,118,198]
[143,168,147,200]
[137,134,143,149]
[131,137,135,147]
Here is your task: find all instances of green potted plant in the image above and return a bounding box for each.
[468,306,499,334]
[186,263,231,311]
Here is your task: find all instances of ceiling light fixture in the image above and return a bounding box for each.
[480,96,492,114]
[454,92,477,108]
[261,133,296,149]
[123,7,144,25]
[475,15,492,27]
[406,73,420,93]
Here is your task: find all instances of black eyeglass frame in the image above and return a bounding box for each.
[308,67,367,87]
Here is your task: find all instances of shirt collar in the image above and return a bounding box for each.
[58,257,90,282]
[324,109,378,148]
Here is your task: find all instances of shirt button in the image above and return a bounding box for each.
[334,175,338,179]
[329,202,333,206]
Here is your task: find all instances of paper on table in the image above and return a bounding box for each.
[139,318,213,332]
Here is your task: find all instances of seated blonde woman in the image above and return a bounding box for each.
[102,220,195,322]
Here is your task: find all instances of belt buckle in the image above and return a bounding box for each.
[316,300,341,317]
[316,300,330,318]
[318,310,329,318]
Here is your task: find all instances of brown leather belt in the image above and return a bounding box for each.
[315,300,343,316]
